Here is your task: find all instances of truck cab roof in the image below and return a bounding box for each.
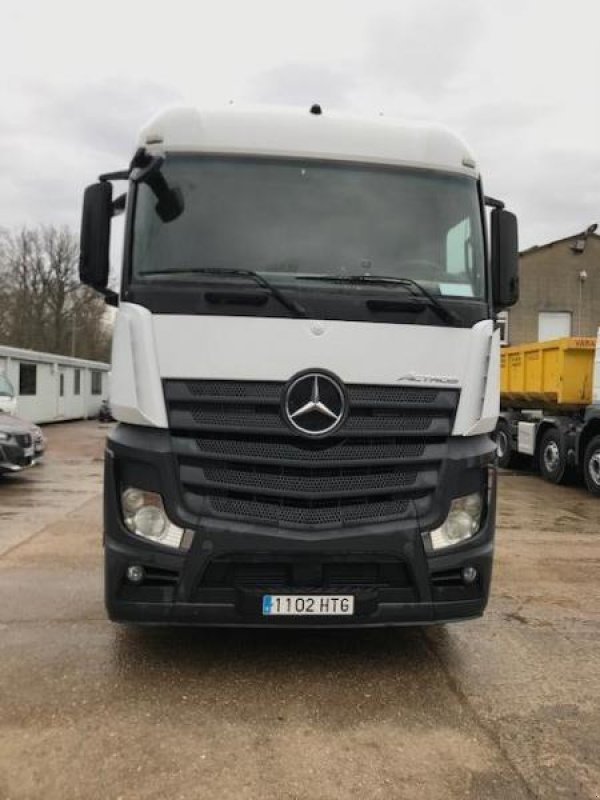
[137,105,478,177]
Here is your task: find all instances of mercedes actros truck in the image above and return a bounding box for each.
[497,334,600,494]
[79,105,519,626]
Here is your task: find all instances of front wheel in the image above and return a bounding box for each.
[495,420,513,469]
[538,428,568,484]
[583,435,600,496]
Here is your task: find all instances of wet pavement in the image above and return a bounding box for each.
[0,421,599,799]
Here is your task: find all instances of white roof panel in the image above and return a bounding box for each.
[138,106,478,176]
[0,345,109,371]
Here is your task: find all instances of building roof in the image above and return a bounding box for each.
[520,231,600,257]
[138,105,478,177]
[0,345,109,371]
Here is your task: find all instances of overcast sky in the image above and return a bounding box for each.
[2,0,599,249]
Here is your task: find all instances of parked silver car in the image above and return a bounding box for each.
[0,412,46,473]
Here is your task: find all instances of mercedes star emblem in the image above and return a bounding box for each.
[283,371,347,437]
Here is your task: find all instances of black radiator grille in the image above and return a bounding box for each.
[195,556,418,604]
[186,404,441,434]
[165,379,459,529]
[172,404,450,437]
[187,436,430,464]
[209,494,410,527]
[201,464,420,495]
[200,557,413,590]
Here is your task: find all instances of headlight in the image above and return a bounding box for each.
[424,491,483,552]
[121,487,190,549]
[0,432,9,442]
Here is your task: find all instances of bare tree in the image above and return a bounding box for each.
[0,226,111,361]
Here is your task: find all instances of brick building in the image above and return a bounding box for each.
[502,227,600,346]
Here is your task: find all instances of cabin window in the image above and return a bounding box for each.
[91,371,102,395]
[74,369,81,396]
[19,363,37,396]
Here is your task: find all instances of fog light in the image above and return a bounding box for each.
[126,564,145,584]
[462,566,478,585]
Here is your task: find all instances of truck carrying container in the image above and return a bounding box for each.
[500,336,596,408]
[497,330,600,495]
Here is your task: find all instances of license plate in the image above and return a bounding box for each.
[262,595,354,616]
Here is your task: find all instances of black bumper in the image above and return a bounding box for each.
[0,442,34,473]
[104,424,496,627]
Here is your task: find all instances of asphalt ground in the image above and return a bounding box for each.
[0,421,599,800]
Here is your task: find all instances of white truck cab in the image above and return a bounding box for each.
[79,105,519,626]
[0,372,17,415]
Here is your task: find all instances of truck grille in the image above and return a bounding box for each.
[165,379,459,530]
[194,556,418,605]
[201,557,412,589]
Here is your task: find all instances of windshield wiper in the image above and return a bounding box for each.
[139,268,307,318]
[299,274,461,325]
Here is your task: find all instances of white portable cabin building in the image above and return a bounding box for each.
[0,345,110,424]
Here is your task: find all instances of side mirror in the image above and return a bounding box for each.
[491,208,519,309]
[79,182,112,291]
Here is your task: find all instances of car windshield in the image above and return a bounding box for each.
[132,155,486,300]
[0,374,15,397]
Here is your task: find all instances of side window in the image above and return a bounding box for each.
[91,371,102,395]
[19,363,37,396]
[74,369,81,396]
[59,373,65,397]
[446,218,472,276]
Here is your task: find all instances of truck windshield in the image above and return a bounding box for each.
[131,155,486,300]
[0,374,15,397]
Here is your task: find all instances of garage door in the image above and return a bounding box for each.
[538,311,572,341]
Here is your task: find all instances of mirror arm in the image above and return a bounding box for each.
[97,149,166,187]
[484,196,505,209]
[99,169,130,182]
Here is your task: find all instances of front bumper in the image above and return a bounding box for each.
[0,443,35,473]
[104,425,496,627]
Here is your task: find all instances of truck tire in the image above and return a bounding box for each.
[495,420,513,469]
[538,428,568,484]
[583,435,600,496]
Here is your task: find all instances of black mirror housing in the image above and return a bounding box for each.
[491,208,519,310]
[79,182,112,291]
[131,154,184,223]
[155,186,184,222]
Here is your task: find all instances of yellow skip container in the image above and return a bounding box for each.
[500,337,596,408]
